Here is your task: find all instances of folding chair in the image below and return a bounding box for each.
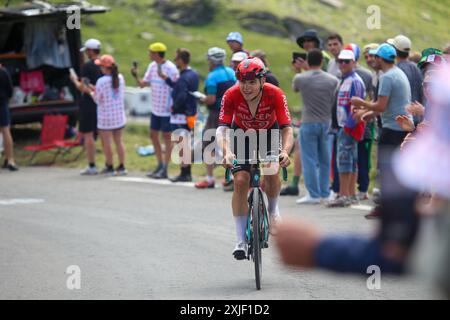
[24,114,68,164]
[54,132,85,162]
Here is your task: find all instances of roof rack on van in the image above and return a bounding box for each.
[0,0,109,18]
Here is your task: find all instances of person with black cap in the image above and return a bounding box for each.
[281,29,331,197]
[294,29,330,72]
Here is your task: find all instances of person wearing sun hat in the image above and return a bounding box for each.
[131,41,179,179]
[89,54,127,176]
[294,29,330,71]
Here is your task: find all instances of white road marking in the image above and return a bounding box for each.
[350,204,373,211]
[110,176,199,188]
[0,198,45,206]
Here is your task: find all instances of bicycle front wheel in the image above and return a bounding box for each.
[252,189,262,290]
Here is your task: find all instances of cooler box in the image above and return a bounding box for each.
[124,86,152,116]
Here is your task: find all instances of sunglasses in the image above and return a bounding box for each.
[338,59,352,64]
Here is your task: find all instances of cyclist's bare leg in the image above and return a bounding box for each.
[262,163,281,199]
[262,164,282,230]
[232,171,250,246]
[232,171,250,216]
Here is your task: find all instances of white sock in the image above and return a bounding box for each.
[268,196,280,217]
[234,215,248,243]
[206,175,214,183]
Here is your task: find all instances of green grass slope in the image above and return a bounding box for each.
[7,0,450,111]
[79,0,449,112]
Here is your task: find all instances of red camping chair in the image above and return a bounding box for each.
[24,114,68,164]
[54,132,84,162]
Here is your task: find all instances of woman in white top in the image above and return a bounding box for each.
[90,55,127,175]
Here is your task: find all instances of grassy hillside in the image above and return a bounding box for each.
[79,0,449,113]
[7,0,450,112]
[5,0,449,178]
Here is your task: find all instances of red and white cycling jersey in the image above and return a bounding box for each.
[218,83,292,130]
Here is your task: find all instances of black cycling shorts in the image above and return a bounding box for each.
[231,122,281,174]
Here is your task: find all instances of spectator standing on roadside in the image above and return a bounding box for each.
[351,44,412,218]
[0,63,18,171]
[195,47,236,189]
[326,50,366,207]
[387,35,423,106]
[226,32,249,65]
[70,38,103,176]
[326,33,344,78]
[345,43,375,200]
[296,29,331,72]
[91,55,127,176]
[293,49,339,204]
[159,48,199,182]
[281,29,331,196]
[132,42,179,179]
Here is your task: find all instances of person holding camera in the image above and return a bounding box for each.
[292,49,339,204]
[70,39,103,175]
[131,42,179,179]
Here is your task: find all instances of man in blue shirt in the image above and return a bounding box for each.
[159,48,199,182]
[195,47,236,189]
[352,43,411,162]
[352,43,412,219]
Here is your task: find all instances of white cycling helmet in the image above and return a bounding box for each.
[206,47,226,64]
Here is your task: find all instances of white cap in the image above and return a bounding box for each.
[80,39,101,52]
[338,49,355,61]
[231,51,248,62]
[206,47,226,63]
[387,35,411,52]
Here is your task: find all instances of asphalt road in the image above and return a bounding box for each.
[0,168,441,299]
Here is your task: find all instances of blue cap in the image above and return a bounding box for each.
[226,32,243,44]
[370,43,396,62]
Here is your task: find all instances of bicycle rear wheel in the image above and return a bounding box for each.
[252,189,262,290]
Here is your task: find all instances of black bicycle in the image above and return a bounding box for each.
[226,154,287,290]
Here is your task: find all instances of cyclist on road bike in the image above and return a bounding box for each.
[216,57,294,260]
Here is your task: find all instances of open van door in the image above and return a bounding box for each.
[0,1,109,125]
